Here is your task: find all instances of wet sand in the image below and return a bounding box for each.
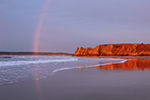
[0,57,150,100]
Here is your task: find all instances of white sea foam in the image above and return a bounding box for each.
[51,59,128,75]
[0,56,128,86]
[0,58,78,67]
[51,67,77,75]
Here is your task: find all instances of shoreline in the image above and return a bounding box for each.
[0,57,150,100]
[0,56,150,100]
[0,54,73,56]
[75,56,150,71]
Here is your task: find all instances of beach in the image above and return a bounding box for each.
[1,0,150,99]
[0,56,150,100]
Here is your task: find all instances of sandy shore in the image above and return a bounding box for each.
[0,57,150,100]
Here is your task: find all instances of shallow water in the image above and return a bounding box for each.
[0,56,150,100]
[0,56,126,85]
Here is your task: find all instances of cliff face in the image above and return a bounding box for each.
[73,44,150,56]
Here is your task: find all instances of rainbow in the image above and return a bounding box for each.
[32,0,50,99]
[33,0,50,53]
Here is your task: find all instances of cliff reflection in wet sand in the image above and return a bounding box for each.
[97,58,150,70]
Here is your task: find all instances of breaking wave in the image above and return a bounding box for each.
[0,58,78,67]
[0,56,127,86]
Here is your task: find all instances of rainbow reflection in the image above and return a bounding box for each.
[32,0,50,99]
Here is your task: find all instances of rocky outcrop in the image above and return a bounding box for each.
[73,44,150,56]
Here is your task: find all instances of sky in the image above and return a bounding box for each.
[0,0,150,53]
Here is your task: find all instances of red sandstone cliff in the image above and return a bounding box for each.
[73,44,150,56]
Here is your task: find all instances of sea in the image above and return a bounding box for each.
[0,56,127,86]
[1,56,150,100]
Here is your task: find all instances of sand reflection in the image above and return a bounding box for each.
[97,58,150,70]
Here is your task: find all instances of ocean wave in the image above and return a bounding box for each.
[0,56,127,86]
[51,59,128,75]
[0,58,78,67]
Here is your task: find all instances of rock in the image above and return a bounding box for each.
[73,44,150,56]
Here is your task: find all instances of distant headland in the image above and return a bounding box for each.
[73,43,150,56]
[0,52,72,56]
